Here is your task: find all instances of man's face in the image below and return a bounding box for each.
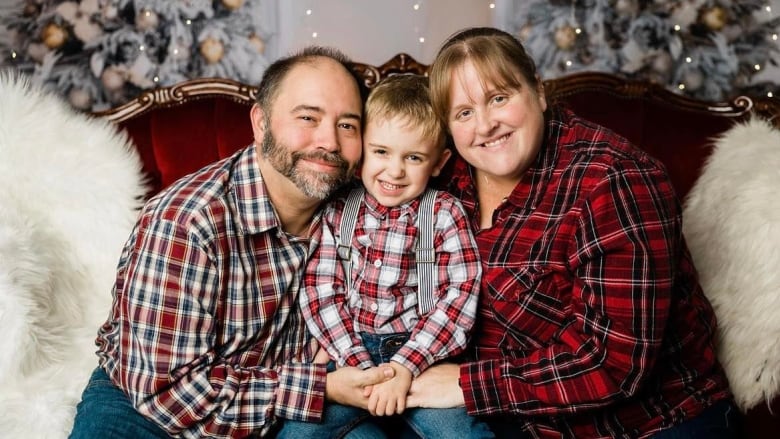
[253,57,363,200]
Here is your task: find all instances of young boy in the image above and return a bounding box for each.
[278,75,493,438]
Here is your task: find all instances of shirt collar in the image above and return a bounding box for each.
[362,189,421,221]
[230,144,283,234]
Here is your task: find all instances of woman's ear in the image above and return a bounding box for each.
[535,75,547,112]
[431,148,453,177]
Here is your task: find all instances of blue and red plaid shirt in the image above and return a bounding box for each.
[96,145,325,438]
[301,188,481,377]
[445,109,731,438]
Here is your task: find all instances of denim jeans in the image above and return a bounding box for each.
[277,332,494,439]
[650,399,741,439]
[69,367,172,439]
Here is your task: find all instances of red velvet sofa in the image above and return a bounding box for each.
[96,54,780,438]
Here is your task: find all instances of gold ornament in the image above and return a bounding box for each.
[249,34,266,54]
[136,9,159,32]
[101,67,126,91]
[200,38,225,64]
[554,25,577,51]
[221,0,244,10]
[518,23,533,42]
[701,6,727,32]
[23,1,41,17]
[41,22,68,49]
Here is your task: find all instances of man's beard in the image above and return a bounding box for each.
[261,128,352,200]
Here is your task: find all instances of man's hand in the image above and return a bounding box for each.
[325,365,395,410]
[367,362,412,416]
[407,363,465,408]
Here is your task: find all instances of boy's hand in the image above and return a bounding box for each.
[367,362,413,416]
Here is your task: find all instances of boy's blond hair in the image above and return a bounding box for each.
[365,75,446,150]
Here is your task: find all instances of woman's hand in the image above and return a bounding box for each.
[407,363,465,408]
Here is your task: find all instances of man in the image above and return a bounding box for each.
[69,47,394,439]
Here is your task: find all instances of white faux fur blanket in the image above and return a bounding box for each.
[683,117,780,412]
[0,72,147,437]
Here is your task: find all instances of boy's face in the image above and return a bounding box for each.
[360,116,451,207]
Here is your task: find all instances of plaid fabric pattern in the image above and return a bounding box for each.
[447,109,731,438]
[96,144,325,438]
[301,188,481,377]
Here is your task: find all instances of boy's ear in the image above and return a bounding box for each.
[431,148,452,177]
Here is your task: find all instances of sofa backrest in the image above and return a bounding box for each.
[95,53,780,200]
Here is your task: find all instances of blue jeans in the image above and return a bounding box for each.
[277,332,494,439]
[650,399,741,438]
[486,399,740,439]
[69,367,172,439]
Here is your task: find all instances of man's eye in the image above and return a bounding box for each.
[339,123,357,130]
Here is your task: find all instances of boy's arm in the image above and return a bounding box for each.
[390,195,482,376]
[300,206,374,370]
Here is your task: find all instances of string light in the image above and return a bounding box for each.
[678,83,686,90]
[139,44,145,51]
[674,24,681,32]
[419,37,425,43]
[306,9,312,15]
[312,32,318,38]
[11,51,16,59]
[185,19,191,25]
[489,3,495,8]
[754,64,762,71]
[565,60,573,67]
[769,92,774,98]
[153,76,159,82]
[413,4,420,10]
[685,56,692,63]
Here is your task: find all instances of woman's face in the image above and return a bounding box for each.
[446,60,547,185]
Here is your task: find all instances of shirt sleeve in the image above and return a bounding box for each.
[392,195,482,376]
[113,216,326,438]
[300,205,374,370]
[461,160,680,417]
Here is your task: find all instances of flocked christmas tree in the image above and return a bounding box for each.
[506,0,780,101]
[0,0,276,111]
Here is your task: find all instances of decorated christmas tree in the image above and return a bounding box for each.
[0,0,276,111]
[505,0,780,101]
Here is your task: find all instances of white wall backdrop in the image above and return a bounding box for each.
[276,0,497,65]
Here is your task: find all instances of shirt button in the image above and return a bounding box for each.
[370,302,378,311]
[374,259,382,267]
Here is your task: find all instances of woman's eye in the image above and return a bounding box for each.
[455,109,472,120]
[492,95,507,104]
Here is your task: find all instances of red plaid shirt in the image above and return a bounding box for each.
[446,109,731,438]
[96,145,324,438]
[301,188,481,377]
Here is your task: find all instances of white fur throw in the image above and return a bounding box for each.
[683,117,780,412]
[0,73,147,437]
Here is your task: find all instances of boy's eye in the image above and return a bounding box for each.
[407,155,422,162]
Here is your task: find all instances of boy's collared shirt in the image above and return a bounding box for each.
[302,188,481,377]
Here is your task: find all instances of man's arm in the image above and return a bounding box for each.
[109,217,326,438]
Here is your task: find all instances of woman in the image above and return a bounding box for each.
[408,27,738,438]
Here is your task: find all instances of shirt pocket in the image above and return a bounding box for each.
[488,266,569,350]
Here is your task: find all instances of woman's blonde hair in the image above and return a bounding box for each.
[365,74,445,150]
[428,27,541,125]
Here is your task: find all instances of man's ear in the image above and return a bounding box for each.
[431,148,452,177]
[250,104,266,141]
